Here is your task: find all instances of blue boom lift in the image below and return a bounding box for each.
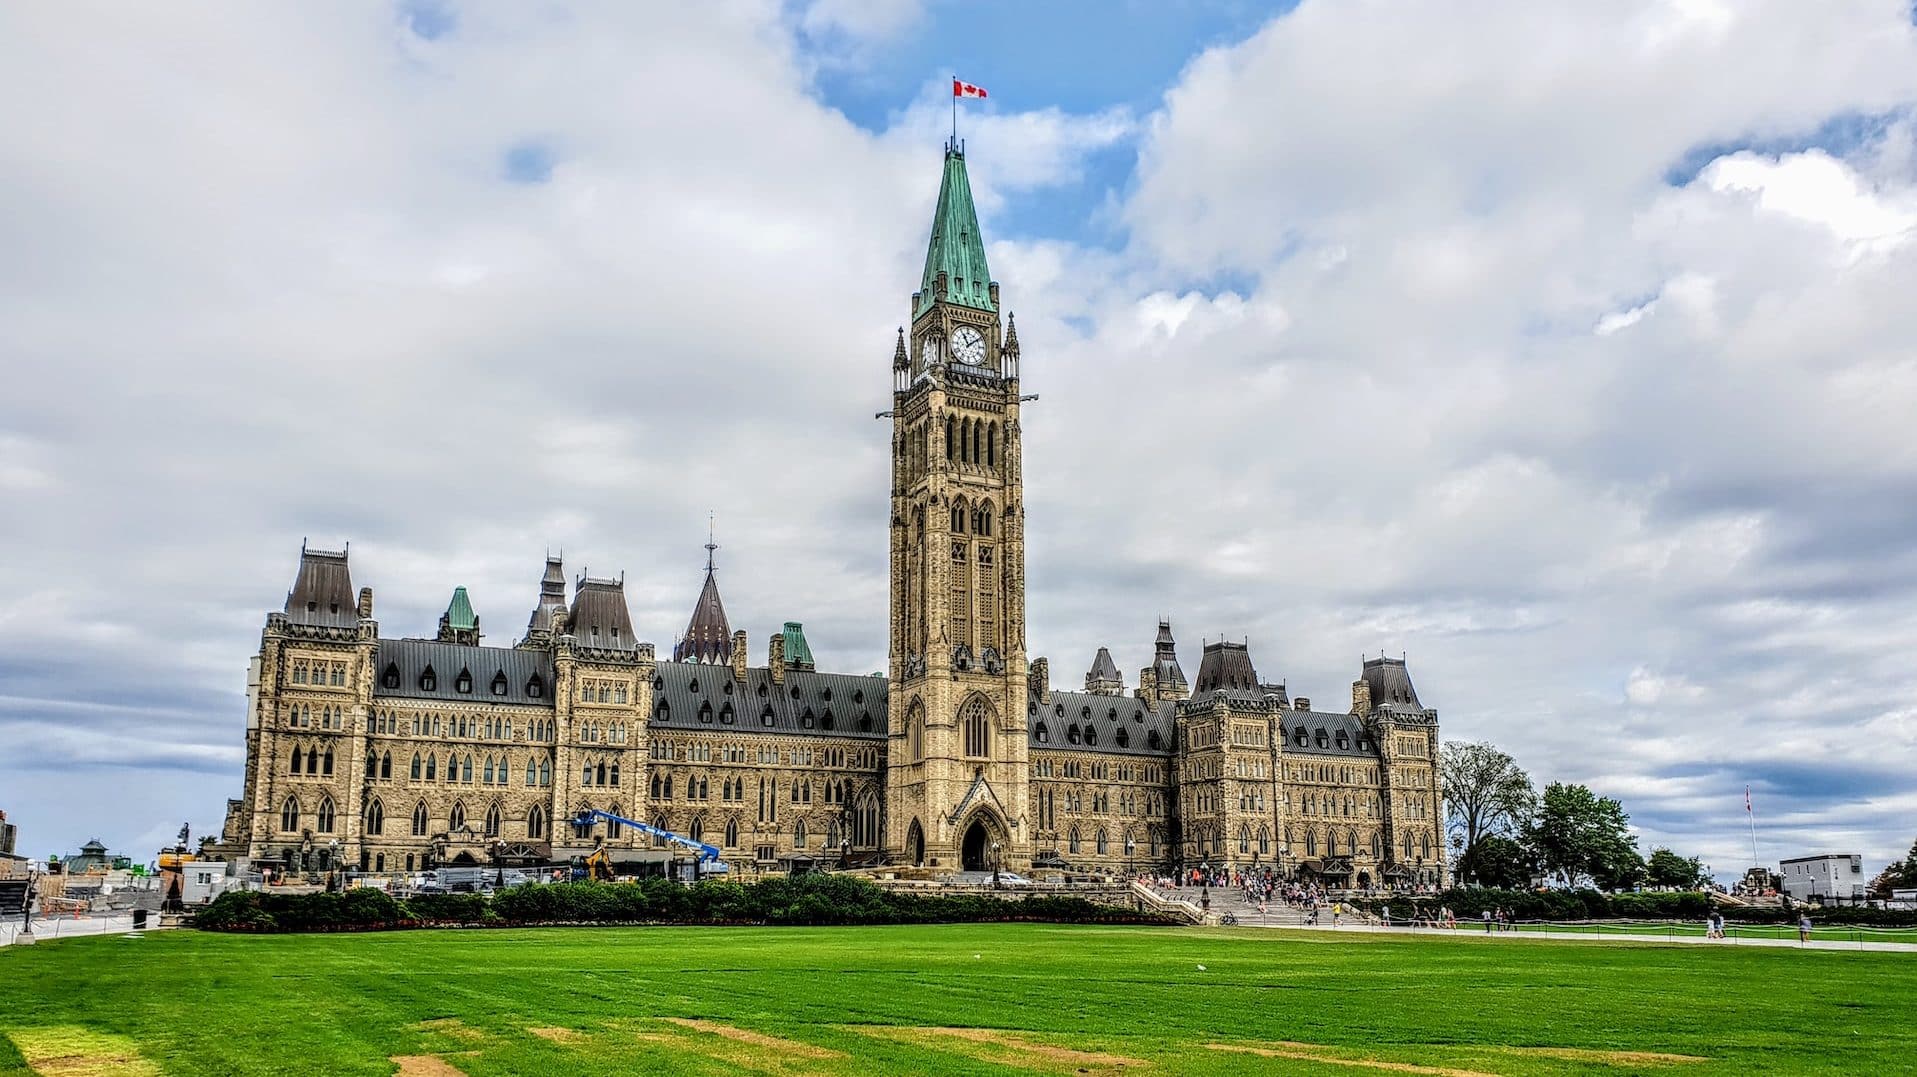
[568,809,728,881]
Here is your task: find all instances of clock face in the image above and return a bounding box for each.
[951,325,987,366]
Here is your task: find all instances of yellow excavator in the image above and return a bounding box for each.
[581,841,616,882]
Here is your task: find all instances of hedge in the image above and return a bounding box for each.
[195,874,1179,933]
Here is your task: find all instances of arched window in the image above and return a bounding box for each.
[484,803,501,838]
[380,751,392,779]
[280,795,299,833]
[526,757,537,786]
[449,801,466,832]
[1068,827,1081,854]
[1096,829,1108,855]
[461,755,473,783]
[951,503,965,534]
[724,819,739,848]
[365,798,385,836]
[1306,830,1318,856]
[411,753,422,780]
[907,700,925,762]
[688,816,704,842]
[316,796,335,834]
[483,757,495,785]
[1238,825,1251,854]
[945,414,956,460]
[322,748,334,776]
[425,754,437,781]
[652,815,669,848]
[366,751,377,779]
[606,807,623,839]
[794,819,808,848]
[961,697,991,758]
[1258,826,1270,855]
[538,758,551,786]
[527,806,545,840]
[411,801,428,836]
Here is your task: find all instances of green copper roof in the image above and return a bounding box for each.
[444,586,477,631]
[917,144,995,318]
[781,621,815,669]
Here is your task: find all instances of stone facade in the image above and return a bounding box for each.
[220,142,1447,888]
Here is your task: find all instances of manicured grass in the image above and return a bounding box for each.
[3,924,1912,1075]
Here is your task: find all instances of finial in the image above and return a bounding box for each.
[705,511,719,574]
[1003,312,1020,354]
[893,326,908,369]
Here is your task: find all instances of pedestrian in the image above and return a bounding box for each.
[1707,911,1724,940]
[1332,901,1343,927]
[1798,913,1812,943]
[1381,904,1391,928]
[1483,908,1493,933]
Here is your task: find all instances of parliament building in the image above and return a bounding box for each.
[220,143,1447,888]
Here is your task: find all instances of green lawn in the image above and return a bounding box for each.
[2,924,1912,1075]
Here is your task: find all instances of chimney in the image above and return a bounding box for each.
[768,633,785,686]
[731,631,748,682]
[1138,666,1156,701]
[1031,657,1050,704]
[357,587,374,619]
[1294,697,1311,713]
[1351,679,1371,718]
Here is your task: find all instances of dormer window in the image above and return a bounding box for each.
[1147,729,1163,750]
[1115,727,1130,748]
[761,705,774,727]
[1085,727,1098,747]
[1336,731,1349,749]
[420,666,437,692]
[381,664,400,690]
[1035,723,1050,744]
[689,679,700,694]
[801,709,814,729]
[491,672,508,697]
[455,669,473,694]
[1067,725,1081,745]
[655,700,670,721]
[719,703,735,725]
[526,675,544,698]
[821,710,835,730]
[1316,730,1329,748]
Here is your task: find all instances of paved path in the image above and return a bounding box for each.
[1227,920,1917,952]
[0,912,155,947]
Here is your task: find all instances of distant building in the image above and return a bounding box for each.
[0,809,24,878]
[60,839,113,875]
[1780,854,1865,902]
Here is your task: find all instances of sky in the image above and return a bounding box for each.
[3,1,1916,881]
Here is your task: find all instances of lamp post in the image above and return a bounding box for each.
[991,841,1001,890]
[1125,838,1135,879]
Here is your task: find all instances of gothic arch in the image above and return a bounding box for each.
[905,817,925,866]
[906,698,926,762]
[959,692,994,758]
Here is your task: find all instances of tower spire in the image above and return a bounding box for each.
[704,511,718,576]
[917,144,995,319]
[675,520,731,664]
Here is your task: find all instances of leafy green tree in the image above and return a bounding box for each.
[1645,847,1705,890]
[1456,835,1536,889]
[1868,836,1917,897]
[1528,782,1642,890]
[1439,741,1536,855]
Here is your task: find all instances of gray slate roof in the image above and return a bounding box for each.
[1362,656,1423,711]
[285,546,356,628]
[373,639,555,706]
[1086,647,1121,684]
[649,661,886,739]
[1281,710,1378,757]
[1192,641,1261,695]
[1028,688,1177,757]
[569,577,636,651]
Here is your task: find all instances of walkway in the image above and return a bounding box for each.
[1226,920,1917,953]
[0,912,154,947]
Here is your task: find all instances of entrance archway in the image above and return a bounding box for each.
[961,819,990,872]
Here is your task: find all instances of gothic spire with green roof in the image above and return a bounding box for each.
[437,586,480,645]
[916,140,995,318]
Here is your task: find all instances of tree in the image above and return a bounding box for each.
[1645,847,1705,890]
[1868,836,1917,897]
[1439,741,1536,854]
[1456,835,1535,889]
[1528,782,1642,890]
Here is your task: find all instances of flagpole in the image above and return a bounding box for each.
[1746,787,1759,866]
[951,73,957,145]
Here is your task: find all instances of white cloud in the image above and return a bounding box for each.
[4,1,1917,874]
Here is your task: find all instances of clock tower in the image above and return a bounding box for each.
[884,140,1031,872]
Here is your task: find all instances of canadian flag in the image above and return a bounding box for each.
[953,79,988,100]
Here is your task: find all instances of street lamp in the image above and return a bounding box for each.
[1125,838,1135,879]
[991,841,1001,890]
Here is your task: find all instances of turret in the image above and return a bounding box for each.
[436,586,480,646]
